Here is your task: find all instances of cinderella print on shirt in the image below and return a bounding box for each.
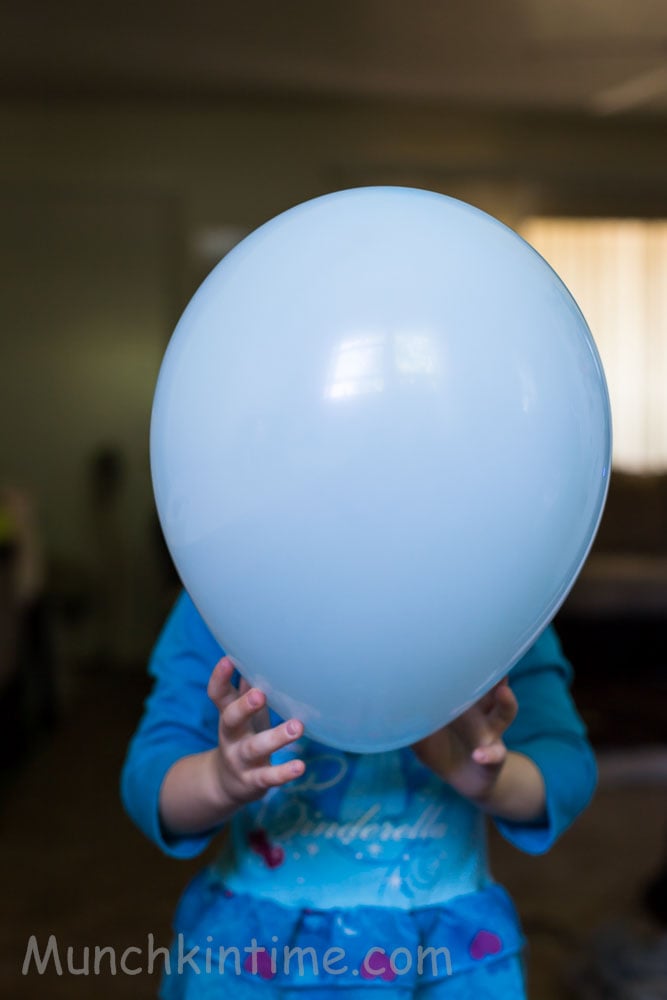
[218,737,489,908]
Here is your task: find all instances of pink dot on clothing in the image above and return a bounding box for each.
[469,929,503,960]
[243,952,275,979]
[359,950,398,981]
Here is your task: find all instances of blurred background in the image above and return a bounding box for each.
[1,1,667,997]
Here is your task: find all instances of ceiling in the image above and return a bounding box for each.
[3,0,667,117]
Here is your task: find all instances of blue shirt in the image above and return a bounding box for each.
[121,592,596,910]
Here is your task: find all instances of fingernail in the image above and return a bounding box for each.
[286,720,300,736]
[248,690,262,708]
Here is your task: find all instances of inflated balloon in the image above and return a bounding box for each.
[151,187,611,752]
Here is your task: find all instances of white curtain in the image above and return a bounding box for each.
[521,218,667,472]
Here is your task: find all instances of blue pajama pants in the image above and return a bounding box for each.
[159,871,527,999]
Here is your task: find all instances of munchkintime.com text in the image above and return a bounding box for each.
[22,933,453,980]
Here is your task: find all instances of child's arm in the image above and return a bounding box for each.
[494,626,597,853]
[120,592,303,856]
[413,625,596,851]
[413,677,547,823]
[159,656,305,837]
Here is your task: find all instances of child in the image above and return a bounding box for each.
[121,590,596,998]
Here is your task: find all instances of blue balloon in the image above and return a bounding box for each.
[151,187,611,752]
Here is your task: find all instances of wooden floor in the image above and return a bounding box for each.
[1,666,666,999]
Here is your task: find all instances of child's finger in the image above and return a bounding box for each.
[477,676,509,714]
[487,683,518,733]
[235,676,272,734]
[221,686,266,732]
[238,719,304,765]
[250,758,306,792]
[472,741,506,767]
[207,657,236,711]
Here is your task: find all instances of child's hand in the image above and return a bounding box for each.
[412,678,519,805]
[207,656,306,809]
[159,656,306,838]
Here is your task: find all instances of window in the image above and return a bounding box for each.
[521,218,667,472]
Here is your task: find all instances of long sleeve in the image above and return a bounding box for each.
[495,625,597,854]
[120,591,225,858]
